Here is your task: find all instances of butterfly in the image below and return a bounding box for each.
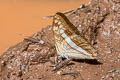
[52,12,97,60]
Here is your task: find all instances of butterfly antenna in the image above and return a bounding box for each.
[42,8,78,20]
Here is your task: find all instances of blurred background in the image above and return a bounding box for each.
[0,0,90,55]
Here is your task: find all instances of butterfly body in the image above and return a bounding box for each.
[53,12,97,60]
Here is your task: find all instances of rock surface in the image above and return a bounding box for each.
[0,0,120,80]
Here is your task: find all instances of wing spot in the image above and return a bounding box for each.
[60,29,64,34]
[54,19,58,23]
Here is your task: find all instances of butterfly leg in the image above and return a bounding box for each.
[54,56,63,65]
[51,58,72,72]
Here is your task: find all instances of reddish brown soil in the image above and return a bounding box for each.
[0,0,120,80]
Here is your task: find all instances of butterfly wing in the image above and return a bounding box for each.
[52,12,97,59]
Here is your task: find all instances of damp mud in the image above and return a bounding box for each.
[0,0,90,54]
[0,0,120,80]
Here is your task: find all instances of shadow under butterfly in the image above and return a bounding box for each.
[52,12,102,71]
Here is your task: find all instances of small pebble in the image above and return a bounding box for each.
[80,4,86,8]
[39,40,44,45]
[101,76,105,80]
[7,72,11,78]
[21,65,27,71]
[17,71,23,77]
[57,71,62,75]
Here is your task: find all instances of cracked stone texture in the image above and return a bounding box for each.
[0,0,120,80]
